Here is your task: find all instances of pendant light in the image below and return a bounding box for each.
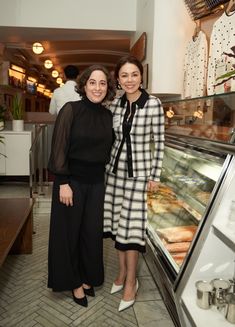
[56,77,63,84]
[52,70,59,78]
[44,59,53,69]
[32,42,44,54]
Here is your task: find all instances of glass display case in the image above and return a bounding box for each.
[144,92,235,327]
[175,156,235,327]
[163,91,235,142]
[147,145,225,271]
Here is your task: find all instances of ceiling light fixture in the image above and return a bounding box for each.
[32,42,44,54]
[11,64,25,74]
[56,77,63,84]
[28,76,37,83]
[52,70,59,78]
[44,59,53,69]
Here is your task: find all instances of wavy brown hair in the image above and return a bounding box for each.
[77,64,116,102]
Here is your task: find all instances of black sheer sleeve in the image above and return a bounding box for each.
[48,102,74,184]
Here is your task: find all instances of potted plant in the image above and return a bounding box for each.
[0,104,6,131]
[11,94,24,132]
[0,94,7,131]
[215,46,235,89]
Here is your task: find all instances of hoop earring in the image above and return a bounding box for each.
[117,83,122,90]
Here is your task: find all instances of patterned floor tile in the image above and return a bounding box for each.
[0,184,175,327]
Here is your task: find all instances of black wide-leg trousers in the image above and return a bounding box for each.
[48,178,105,292]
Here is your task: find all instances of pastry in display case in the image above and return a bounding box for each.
[144,92,235,327]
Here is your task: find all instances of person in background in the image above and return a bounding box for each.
[49,65,81,115]
[103,55,165,312]
[47,65,115,307]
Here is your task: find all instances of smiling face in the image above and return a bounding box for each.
[84,70,108,103]
[118,63,142,98]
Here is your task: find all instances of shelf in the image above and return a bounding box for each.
[179,197,202,221]
[180,191,206,216]
[152,180,203,223]
[213,223,235,252]
[181,290,231,326]
[191,161,222,182]
[168,180,207,219]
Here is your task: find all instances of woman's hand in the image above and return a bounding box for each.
[147,180,160,193]
[59,184,73,206]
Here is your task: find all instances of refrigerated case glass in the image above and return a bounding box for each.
[147,144,225,271]
[163,91,235,142]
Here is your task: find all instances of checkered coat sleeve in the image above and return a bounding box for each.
[108,94,165,181]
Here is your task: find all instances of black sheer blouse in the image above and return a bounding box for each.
[48,97,113,184]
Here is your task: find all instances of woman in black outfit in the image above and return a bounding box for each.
[47,65,115,307]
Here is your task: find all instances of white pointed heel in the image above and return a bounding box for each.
[118,279,139,312]
[110,282,124,294]
[118,298,135,312]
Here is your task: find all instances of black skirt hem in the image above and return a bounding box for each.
[103,232,146,253]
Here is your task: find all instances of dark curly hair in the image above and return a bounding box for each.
[77,65,116,102]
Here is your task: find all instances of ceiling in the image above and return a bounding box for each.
[0,26,133,90]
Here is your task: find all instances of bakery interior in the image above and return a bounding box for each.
[1,0,235,326]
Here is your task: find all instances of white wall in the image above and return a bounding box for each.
[0,0,136,31]
[136,0,195,96]
[153,1,194,95]
[135,0,155,91]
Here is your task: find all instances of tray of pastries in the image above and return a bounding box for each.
[156,225,197,243]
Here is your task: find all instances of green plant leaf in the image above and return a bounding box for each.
[216,70,235,81]
[0,104,7,121]
[12,94,24,120]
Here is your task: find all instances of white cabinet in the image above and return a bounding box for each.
[0,130,32,176]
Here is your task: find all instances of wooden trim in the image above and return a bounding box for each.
[143,64,148,89]
[130,32,147,62]
[226,0,235,15]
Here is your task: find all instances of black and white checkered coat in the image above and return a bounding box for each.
[107,91,165,180]
[104,90,165,251]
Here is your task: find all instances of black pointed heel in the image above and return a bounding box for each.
[72,291,88,307]
[84,286,95,297]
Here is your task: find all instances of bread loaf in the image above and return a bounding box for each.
[156,225,197,243]
[165,241,191,253]
[172,252,187,266]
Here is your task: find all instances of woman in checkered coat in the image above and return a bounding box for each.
[103,55,165,311]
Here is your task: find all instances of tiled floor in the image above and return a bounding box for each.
[0,181,175,327]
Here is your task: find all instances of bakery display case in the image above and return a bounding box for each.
[164,91,235,142]
[175,156,235,326]
[147,145,225,270]
[144,92,235,327]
